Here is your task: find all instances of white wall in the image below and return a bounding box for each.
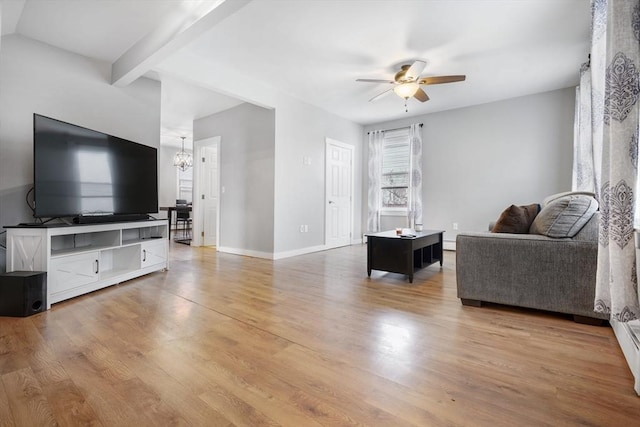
[0,35,161,270]
[273,94,363,255]
[363,88,576,246]
[194,103,276,254]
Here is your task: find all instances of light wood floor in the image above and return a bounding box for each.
[1,242,639,426]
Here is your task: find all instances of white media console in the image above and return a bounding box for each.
[5,219,168,309]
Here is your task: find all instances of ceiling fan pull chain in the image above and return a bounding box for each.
[404,98,408,113]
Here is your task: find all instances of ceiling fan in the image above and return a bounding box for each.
[356,60,466,111]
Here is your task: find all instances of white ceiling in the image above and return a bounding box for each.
[1,0,591,139]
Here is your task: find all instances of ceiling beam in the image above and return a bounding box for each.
[111,0,252,87]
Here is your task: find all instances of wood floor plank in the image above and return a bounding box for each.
[166,336,326,427]
[111,377,191,427]
[1,367,57,426]
[41,379,103,427]
[0,243,639,426]
[0,378,16,427]
[113,344,235,427]
[59,353,149,426]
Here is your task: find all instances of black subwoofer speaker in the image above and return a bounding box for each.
[0,271,47,317]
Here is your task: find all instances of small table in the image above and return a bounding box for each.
[366,230,444,283]
[159,205,192,244]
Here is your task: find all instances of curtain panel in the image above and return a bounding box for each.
[408,124,423,227]
[572,62,596,193]
[592,0,640,322]
[367,131,384,232]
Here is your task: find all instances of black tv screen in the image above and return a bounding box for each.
[33,114,158,218]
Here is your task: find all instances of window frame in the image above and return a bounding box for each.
[380,128,411,215]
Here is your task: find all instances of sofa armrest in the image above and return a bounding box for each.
[455,232,605,319]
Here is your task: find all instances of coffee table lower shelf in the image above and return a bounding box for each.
[366,230,444,283]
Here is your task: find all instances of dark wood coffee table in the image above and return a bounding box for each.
[366,230,444,283]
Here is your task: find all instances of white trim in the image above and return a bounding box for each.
[444,240,456,251]
[611,319,640,395]
[217,244,332,260]
[273,244,328,260]
[217,246,273,259]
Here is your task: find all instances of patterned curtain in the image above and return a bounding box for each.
[593,0,640,322]
[367,130,384,232]
[408,124,423,228]
[572,62,596,192]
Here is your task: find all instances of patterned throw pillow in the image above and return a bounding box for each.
[491,204,541,234]
[529,195,598,238]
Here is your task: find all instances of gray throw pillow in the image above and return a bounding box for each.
[529,195,598,238]
[542,191,596,207]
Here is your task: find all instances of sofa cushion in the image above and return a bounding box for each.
[529,195,598,238]
[491,204,541,234]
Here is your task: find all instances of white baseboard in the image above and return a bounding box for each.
[273,244,328,260]
[219,239,388,261]
[217,246,273,259]
[218,244,331,260]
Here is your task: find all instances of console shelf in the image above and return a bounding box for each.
[5,220,168,309]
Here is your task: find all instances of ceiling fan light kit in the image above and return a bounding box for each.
[357,60,466,112]
[393,82,419,98]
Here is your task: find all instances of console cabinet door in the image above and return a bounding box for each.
[141,240,167,268]
[49,252,100,294]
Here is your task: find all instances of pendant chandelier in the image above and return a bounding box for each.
[174,136,193,171]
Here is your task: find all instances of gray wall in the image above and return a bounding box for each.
[0,35,161,271]
[363,88,576,245]
[273,95,364,255]
[194,103,276,254]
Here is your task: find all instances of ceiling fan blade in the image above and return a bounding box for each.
[405,60,427,81]
[419,75,466,85]
[413,88,429,102]
[369,88,393,102]
[356,78,395,84]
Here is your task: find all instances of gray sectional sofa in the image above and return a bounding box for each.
[456,194,607,324]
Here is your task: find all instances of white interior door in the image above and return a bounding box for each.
[202,145,218,246]
[192,136,220,247]
[325,138,353,249]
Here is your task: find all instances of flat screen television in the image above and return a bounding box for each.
[33,114,158,220]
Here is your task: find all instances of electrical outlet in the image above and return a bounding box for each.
[453,222,459,230]
[304,225,309,232]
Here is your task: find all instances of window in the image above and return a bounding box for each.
[381,128,410,211]
[176,166,193,203]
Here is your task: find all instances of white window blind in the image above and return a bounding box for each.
[381,128,410,210]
